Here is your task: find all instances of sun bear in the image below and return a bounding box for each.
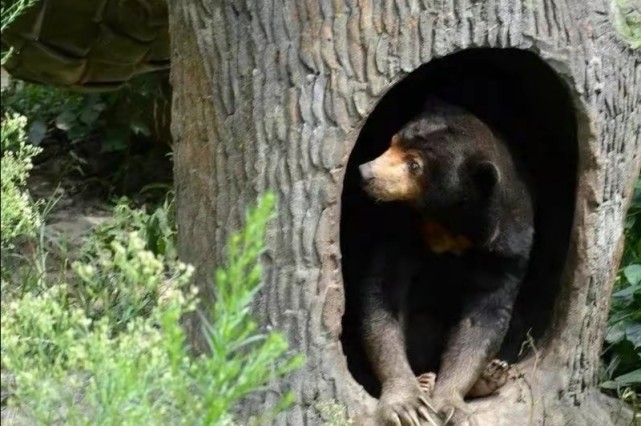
[357,98,534,425]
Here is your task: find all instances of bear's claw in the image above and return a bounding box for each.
[378,380,440,426]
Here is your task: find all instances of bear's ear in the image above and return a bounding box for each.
[472,160,501,194]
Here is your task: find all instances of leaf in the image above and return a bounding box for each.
[130,120,150,137]
[79,108,100,125]
[625,322,641,349]
[600,380,621,390]
[606,321,626,344]
[609,308,634,326]
[101,129,129,153]
[624,215,636,230]
[601,369,641,389]
[27,120,47,145]
[68,126,90,144]
[612,369,641,386]
[624,265,641,285]
[613,283,641,299]
[54,110,77,131]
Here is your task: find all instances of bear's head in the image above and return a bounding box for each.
[359,100,502,220]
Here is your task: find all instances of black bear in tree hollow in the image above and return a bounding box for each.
[358,98,534,425]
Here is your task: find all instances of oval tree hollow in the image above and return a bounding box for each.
[339,48,578,397]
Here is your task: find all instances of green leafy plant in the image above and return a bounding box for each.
[1,73,169,149]
[1,112,42,249]
[1,83,89,145]
[82,194,177,263]
[613,0,641,49]
[601,177,641,400]
[1,0,38,63]
[2,192,303,425]
[96,72,171,153]
[193,192,304,424]
[1,0,36,30]
[316,400,355,426]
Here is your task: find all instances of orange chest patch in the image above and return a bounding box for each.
[422,221,472,255]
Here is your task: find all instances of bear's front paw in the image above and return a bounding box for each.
[377,380,438,426]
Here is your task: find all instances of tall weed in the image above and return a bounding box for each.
[1,113,42,248]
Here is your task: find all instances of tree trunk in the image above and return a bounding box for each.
[168,0,640,425]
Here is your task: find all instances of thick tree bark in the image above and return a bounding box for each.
[168,0,640,425]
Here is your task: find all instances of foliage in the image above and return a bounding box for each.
[1,0,36,31]
[613,0,641,49]
[1,112,42,249]
[1,240,196,424]
[1,72,169,150]
[2,189,303,425]
[1,0,37,64]
[1,83,93,145]
[1,73,172,197]
[82,194,177,263]
[189,192,304,424]
[97,72,171,153]
[602,176,641,399]
[316,400,355,426]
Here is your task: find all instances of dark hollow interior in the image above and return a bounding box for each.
[339,48,578,397]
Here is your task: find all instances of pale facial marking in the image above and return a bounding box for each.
[361,145,423,202]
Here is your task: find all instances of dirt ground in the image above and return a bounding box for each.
[22,133,173,257]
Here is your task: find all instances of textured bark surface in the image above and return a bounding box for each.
[168,0,640,424]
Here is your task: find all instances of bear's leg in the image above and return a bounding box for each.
[361,252,438,425]
[430,264,525,424]
[364,305,437,425]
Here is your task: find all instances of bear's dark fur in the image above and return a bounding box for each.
[355,98,535,425]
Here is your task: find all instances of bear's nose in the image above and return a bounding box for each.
[359,162,374,181]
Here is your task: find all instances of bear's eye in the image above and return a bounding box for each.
[408,160,421,174]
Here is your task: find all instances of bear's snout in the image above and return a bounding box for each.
[359,162,374,182]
